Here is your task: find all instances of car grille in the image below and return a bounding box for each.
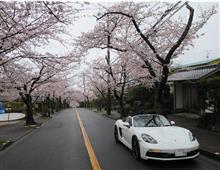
[146,149,199,158]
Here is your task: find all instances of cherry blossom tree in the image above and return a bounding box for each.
[84,69,108,111]
[92,1,217,114]
[0,1,90,124]
[0,52,75,125]
[89,50,148,117]
[76,13,132,115]
[0,1,81,66]
[34,76,69,116]
[65,89,85,108]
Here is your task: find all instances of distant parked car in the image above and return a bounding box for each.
[114,113,199,161]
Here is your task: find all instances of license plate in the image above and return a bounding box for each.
[175,150,187,157]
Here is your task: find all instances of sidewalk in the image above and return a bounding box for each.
[0,115,51,151]
[168,113,220,161]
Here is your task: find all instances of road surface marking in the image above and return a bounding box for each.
[75,109,101,170]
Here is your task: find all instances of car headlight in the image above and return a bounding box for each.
[141,133,158,144]
[188,132,196,142]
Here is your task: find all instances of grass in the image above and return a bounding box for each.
[0,139,5,145]
[0,139,13,150]
[0,139,7,147]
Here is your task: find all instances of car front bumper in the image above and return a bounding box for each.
[139,141,200,161]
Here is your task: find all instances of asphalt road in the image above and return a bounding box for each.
[0,108,220,170]
[0,109,91,170]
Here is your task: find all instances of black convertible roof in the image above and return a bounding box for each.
[130,111,158,117]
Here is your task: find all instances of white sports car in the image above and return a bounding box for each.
[114,113,199,161]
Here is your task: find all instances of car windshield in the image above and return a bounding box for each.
[133,114,170,127]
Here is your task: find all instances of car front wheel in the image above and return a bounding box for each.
[132,137,141,160]
[114,126,119,143]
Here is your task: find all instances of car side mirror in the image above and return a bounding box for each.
[123,122,130,128]
[170,121,175,126]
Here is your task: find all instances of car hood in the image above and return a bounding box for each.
[135,126,191,144]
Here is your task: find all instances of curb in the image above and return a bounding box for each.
[200,149,220,161]
[0,116,52,152]
[102,114,119,120]
[0,141,14,151]
[91,109,120,120]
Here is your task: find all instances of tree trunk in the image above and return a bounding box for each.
[119,98,125,118]
[51,98,55,114]
[58,97,62,109]
[46,96,51,117]
[106,32,112,115]
[24,94,36,125]
[54,98,58,111]
[97,98,102,112]
[154,66,169,116]
[106,87,112,115]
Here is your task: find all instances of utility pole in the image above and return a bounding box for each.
[83,72,86,108]
[106,19,111,115]
[82,55,88,108]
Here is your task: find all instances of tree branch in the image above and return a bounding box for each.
[100,45,127,52]
[97,11,165,64]
[43,1,67,25]
[165,2,194,64]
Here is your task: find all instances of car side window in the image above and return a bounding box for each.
[125,116,132,126]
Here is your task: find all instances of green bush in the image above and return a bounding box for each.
[3,100,25,113]
[198,76,220,129]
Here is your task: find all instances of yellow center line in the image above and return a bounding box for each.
[75,109,101,170]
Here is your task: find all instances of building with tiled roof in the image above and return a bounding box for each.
[168,58,220,113]
[168,65,219,82]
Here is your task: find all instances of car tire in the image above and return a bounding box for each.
[114,126,119,143]
[132,137,141,160]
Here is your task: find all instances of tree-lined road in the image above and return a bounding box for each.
[1,108,220,170]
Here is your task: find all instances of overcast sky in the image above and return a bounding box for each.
[173,1,219,66]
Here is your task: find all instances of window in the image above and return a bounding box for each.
[133,115,170,127]
[125,116,132,126]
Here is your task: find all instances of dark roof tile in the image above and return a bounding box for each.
[168,66,219,81]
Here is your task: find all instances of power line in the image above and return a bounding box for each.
[148,1,188,37]
[158,1,188,28]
